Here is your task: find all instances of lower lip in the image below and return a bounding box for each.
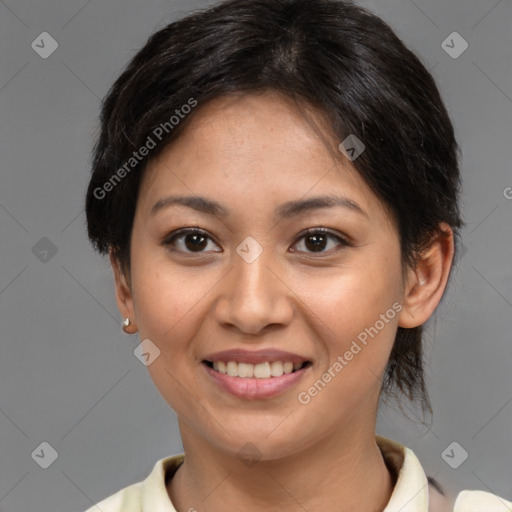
[203,363,310,400]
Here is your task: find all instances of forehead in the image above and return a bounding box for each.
[154,91,342,174]
[137,91,389,224]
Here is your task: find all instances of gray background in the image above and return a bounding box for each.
[0,0,511,510]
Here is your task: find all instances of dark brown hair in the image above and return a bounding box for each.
[85,0,463,417]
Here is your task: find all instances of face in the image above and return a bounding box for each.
[113,91,423,460]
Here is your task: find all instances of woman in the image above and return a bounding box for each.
[84,0,511,510]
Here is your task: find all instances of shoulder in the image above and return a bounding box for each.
[428,477,512,512]
[452,489,512,511]
[83,454,184,512]
[83,481,143,512]
[376,435,511,512]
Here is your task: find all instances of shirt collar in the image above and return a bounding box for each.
[376,435,430,511]
[141,435,429,511]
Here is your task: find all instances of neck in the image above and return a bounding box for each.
[168,424,395,512]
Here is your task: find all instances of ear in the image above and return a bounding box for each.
[109,249,136,327]
[397,223,455,328]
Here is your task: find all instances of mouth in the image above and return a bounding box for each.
[202,359,312,399]
[202,359,312,378]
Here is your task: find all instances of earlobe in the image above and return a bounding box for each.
[109,249,137,332]
[397,224,455,329]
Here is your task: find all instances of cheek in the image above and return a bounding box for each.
[129,259,215,411]
[295,275,400,423]
[130,246,215,343]
[298,260,400,335]
[292,256,401,376]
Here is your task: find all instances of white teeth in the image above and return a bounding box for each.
[253,362,271,379]
[226,361,238,377]
[270,361,284,377]
[210,360,306,378]
[238,362,254,378]
[283,362,293,374]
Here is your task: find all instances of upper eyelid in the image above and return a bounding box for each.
[291,229,350,250]
[163,228,221,251]
[164,227,349,251]
[164,227,217,244]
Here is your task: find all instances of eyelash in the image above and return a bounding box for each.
[162,227,351,256]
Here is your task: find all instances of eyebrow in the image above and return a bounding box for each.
[150,194,368,219]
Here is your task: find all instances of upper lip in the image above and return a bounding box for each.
[203,349,310,365]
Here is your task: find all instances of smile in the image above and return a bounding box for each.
[202,360,312,400]
[203,360,311,378]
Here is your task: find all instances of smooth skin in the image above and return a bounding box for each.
[110,91,454,512]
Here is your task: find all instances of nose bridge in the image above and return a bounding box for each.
[236,240,273,296]
[215,236,292,334]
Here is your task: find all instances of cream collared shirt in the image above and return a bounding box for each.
[84,435,512,512]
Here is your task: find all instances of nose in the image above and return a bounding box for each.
[213,244,294,336]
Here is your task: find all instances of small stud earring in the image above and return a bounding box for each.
[122,317,138,334]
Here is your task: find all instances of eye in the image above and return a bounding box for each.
[291,228,350,255]
[163,227,351,256]
[163,228,221,254]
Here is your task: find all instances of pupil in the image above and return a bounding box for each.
[186,234,207,251]
[306,234,326,252]
[183,233,327,252]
